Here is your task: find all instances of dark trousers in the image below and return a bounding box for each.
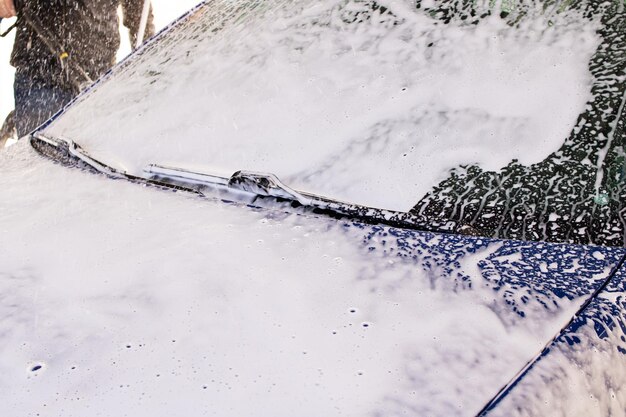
[14,70,75,137]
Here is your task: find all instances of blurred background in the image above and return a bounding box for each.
[0,0,201,126]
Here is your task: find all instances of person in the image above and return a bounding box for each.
[0,110,15,147]
[0,0,16,19]
[0,0,154,137]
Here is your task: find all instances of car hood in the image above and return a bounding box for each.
[1,141,624,416]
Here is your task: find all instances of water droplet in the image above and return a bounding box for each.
[594,193,609,206]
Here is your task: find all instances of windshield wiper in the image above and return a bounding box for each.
[31,133,477,235]
[144,165,474,235]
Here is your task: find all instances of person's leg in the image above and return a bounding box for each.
[13,70,75,137]
[0,110,16,147]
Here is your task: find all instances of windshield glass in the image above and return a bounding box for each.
[40,0,625,246]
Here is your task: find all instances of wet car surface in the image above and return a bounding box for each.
[1,0,625,416]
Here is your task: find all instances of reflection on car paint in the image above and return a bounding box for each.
[479,259,626,417]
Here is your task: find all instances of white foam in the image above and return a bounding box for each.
[46,0,601,211]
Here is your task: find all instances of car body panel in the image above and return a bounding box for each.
[483,261,626,417]
[0,142,624,416]
[2,1,625,415]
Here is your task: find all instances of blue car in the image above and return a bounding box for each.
[1,1,624,416]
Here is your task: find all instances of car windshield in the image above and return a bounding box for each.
[38,0,625,246]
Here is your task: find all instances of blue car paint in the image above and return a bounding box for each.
[358,223,626,414]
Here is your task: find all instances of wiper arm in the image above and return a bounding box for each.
[31,133,476,235]
[31,133,127,177]
[144,164,313,205]
[228,171,313,206]
[144,164,472,235]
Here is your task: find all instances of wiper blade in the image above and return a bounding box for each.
[31,133,476,235]
[229,170,313,206]
[30,134,202,195]
[145,165,473,235]
[33,133,123,178]
[146,165,314,205]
